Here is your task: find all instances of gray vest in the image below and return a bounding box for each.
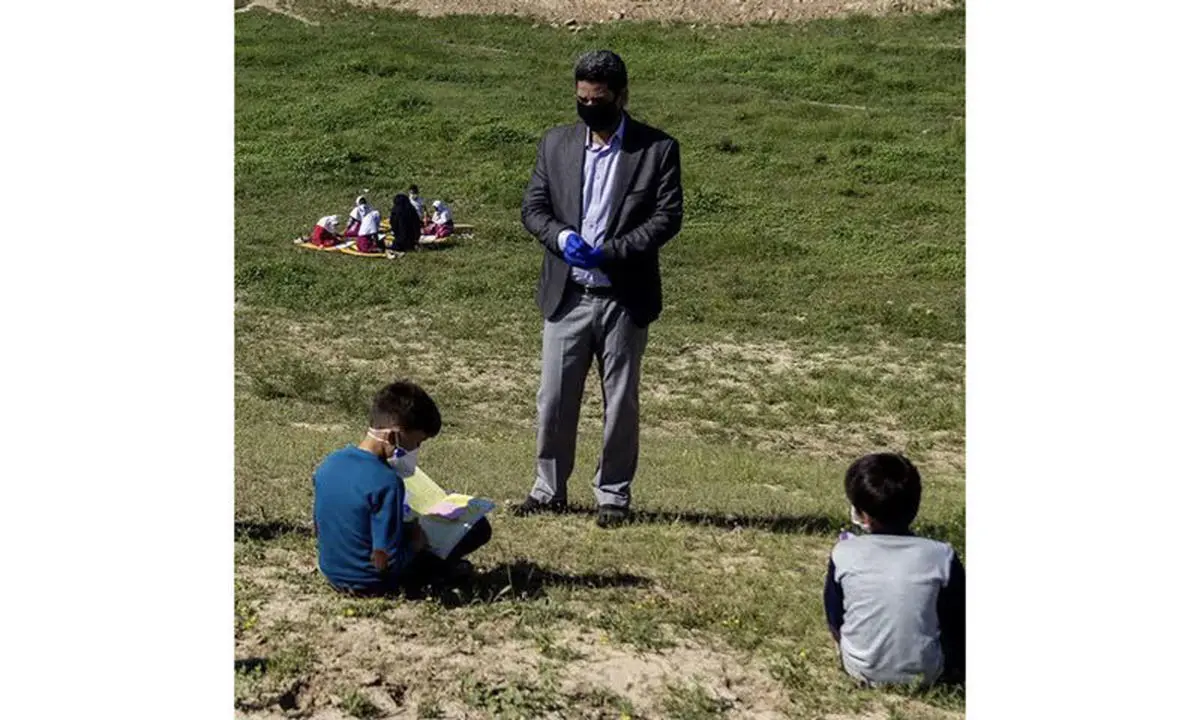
[831,534,956,685]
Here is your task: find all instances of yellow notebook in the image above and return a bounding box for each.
[402,468,494,560]
[402,467,449,515]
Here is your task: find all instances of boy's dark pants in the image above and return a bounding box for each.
[403,518,493,581]
[331,518,492,598]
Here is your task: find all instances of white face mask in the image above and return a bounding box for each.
[388,447,419,479]
[367,428,420,478]
[850,506,869,531]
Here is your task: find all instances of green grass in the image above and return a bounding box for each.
[236,1,963,344]
[463,670,569,719]
[341,688,384,719]
[235,3,964,718]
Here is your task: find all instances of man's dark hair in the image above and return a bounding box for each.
[408,184,419,194]
[369,380,441,437]
[574,50,628,94]
[844,453,922,530]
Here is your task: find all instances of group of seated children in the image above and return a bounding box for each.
[306,185,455,254]
[310,380,964,688]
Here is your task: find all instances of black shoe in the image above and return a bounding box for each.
[511,496,566,517]
[596,504,632,528]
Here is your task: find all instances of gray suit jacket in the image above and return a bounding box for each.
[521,115,683,328]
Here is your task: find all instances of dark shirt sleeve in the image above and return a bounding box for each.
[937,551,966,682]
[823,556,845,642]
[368,482,406,574]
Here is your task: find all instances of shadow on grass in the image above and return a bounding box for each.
[324,560,651,608]
[234,511,964,549]
[548,504,965,547]
[236,520,312,541]
[234,657,268,675]
[405,559,651,608]
[564,505,846,535]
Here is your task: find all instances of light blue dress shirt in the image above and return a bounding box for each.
[557,115,627,288]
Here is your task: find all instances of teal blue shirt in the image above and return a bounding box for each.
[312,446,411,591]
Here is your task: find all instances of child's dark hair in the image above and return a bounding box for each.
[369,380,441,437]
[845,453,922,530]
[408,184,419,194]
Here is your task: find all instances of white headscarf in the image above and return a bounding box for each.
[317,215,340,232]
[432,200,453,225]
[350,196,373,222]
[358,209,381,235]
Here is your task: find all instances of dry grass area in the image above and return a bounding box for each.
[234,302,965,717]
[234,299,965,718]
[234,513,966,719]
[239,0,960,27]
[237,582,796,719]
[347,0,959,25]
[236,306,963,474]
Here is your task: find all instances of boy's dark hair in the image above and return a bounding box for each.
[369,380,441,437]
[408,184,419,194]
[845,453,922,530]
[574,50,628,94]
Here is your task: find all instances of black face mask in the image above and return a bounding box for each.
[577,100,622,132]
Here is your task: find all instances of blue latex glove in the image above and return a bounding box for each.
[564,232,603,269]
[563,231,585,256]
[581,244,605,268]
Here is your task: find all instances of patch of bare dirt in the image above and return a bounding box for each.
[236,0,320,25]
[347,0,958,26]
[568,638,789,718]
[642,339,964,470]
[236,542,789,717]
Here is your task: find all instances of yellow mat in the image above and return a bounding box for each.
[292,237,349,252]
[290,219,472,257]
[337,244,397,259]
[381,218,474,233]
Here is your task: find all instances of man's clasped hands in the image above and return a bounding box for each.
[563,231,604,269]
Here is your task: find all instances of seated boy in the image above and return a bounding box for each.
[312,380,492,596]
[823,453,965,687]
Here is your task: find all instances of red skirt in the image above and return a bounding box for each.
[423,222,454,238]
[356,233,383,253]
[310,225,339,247]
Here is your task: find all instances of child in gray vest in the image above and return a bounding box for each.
[824,453,965,686]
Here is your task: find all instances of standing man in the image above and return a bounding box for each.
[514,50,684,528]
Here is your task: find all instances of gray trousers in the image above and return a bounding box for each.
[531,290,648,508]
